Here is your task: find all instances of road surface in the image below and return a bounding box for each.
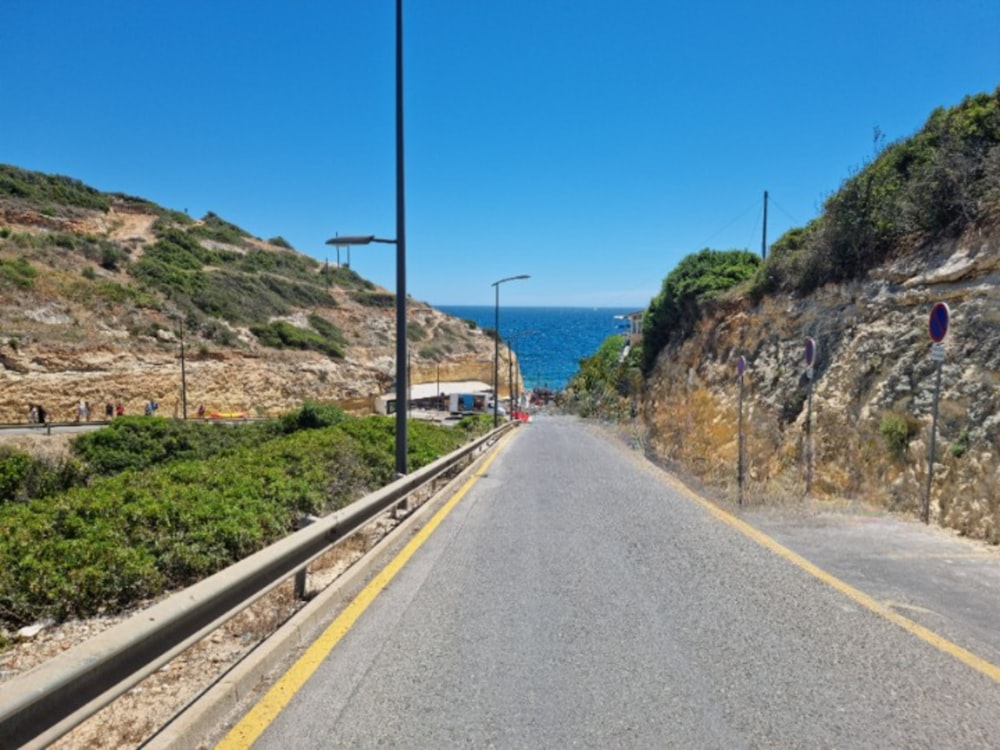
[225,414,1000,748]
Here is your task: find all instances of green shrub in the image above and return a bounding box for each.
[90,279,157,307]
[564,335,639,419]
[456,413,493,434]
[134,226,334,325]
[192,270,286,322]
[0,447,86,504]
[0,415,476,626]
[99,245,127,271]
[70,416,279,474]
[238,249,318,281]
[321,265,374,290]
[419,346,444,360]
[0,257,38,289]
[202,319,236,345]
[308,314,346,345]
[0,450,37,502]
[0,164,110,212]
[950,429,971,458]
[250,320,345,358]
[351,291,395,308]
[51,232,78,250]
[132,230,210,298]
[144,228,208,268]
[187,211,251,246]
[879,412,920,460]
[279,402,347,433]
[642,248,760,373]
[407,321,428,342]
[260,274,335,309]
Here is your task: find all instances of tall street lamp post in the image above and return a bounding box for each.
[325,0,407,476]
[491,275,530,428]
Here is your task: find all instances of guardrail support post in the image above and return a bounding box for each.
[294,514,319,600]
[395,473,409,516]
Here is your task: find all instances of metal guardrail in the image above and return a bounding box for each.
[0,422,516,749]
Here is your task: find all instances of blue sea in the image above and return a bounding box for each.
[437,306,635,391]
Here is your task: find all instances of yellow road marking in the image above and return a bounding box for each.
[217,438,511,749]
[663,474,1000,683]
[221,431,999,748]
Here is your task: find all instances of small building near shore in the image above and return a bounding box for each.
[623,310,644,346]
[373,380,493,416]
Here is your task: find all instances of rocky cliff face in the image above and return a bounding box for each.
[642,221,1000,539]
[0,202,520,423]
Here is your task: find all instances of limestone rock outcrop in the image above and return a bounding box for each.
[642,223,1000,539]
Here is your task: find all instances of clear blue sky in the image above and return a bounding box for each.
[2,1,996,308]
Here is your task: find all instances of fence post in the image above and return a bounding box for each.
[294,514,319,599]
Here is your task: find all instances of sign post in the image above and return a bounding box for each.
[804,337,817,496]
[737,356,747,506]
[923,302,949,524]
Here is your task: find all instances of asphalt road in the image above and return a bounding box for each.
[243,414,1000,749]
[0,422,105,437]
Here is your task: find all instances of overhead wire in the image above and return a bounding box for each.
[697,193,807,255]
[699,198,760,250]
[769,195,802,227]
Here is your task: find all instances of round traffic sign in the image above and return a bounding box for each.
[928,302,950,343]
[804,337,817,367]
[737,355,747,377]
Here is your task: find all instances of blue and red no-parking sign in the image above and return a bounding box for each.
[804,337,817,367]
[928,302,950,343]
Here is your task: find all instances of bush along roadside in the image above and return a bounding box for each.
[0,410,490,630]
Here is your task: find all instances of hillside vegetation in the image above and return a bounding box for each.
[755,89,1000,297]
[569,89,1000,538]
[0,165,508,421]
[635,89,1000,369]
[0,165,359,356]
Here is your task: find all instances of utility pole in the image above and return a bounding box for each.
[761,190,769,260]
[178,317,188,420]
[507,341,513,420]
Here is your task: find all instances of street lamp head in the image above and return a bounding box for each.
[492,274,531,287]
[325,235,376,247]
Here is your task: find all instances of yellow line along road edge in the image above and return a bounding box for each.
[664,473,1000,683]
[217,436,511,749]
